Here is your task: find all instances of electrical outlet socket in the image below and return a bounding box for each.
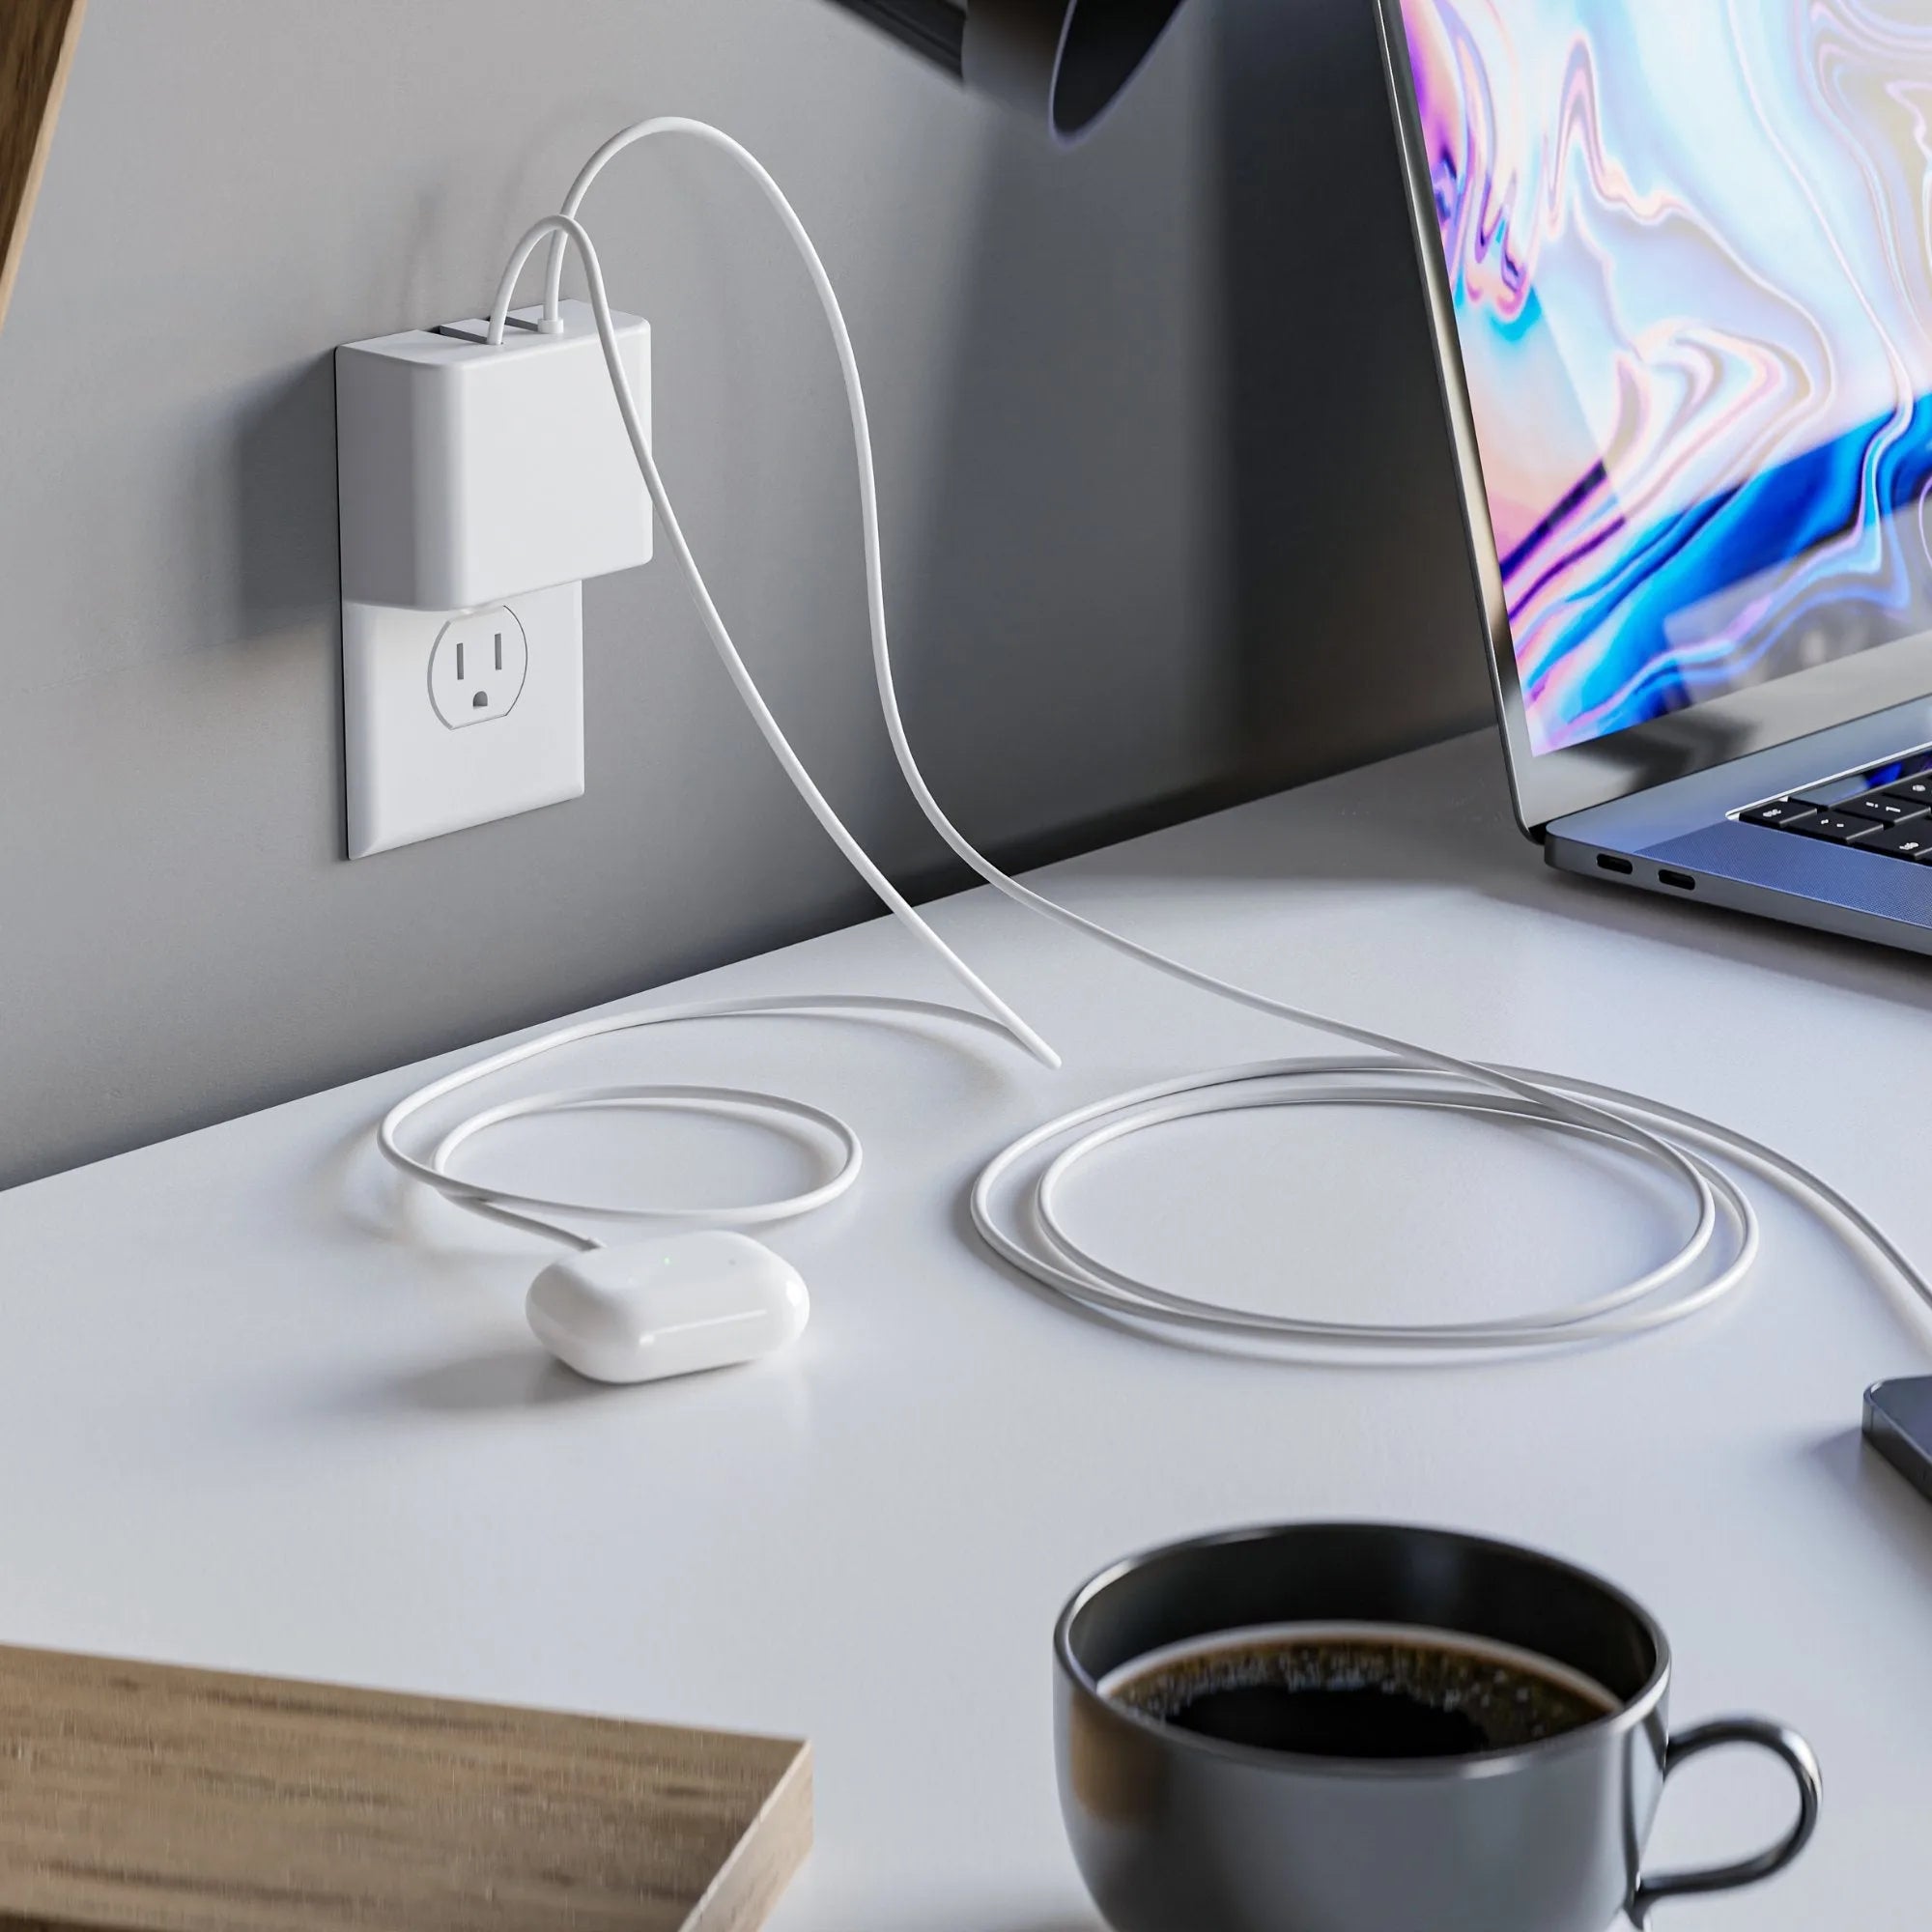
[344,582,583,858]
[429,606,529,728]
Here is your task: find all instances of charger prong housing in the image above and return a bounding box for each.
[335,298,652,612]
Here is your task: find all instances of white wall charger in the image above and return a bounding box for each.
[337,298,652,610]
[335,299,654,855]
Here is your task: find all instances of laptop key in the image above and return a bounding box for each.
[1787,811,1868,841]
[1738,800,1816,828]
[1853,821,1932,858]
[1884,776,1932,805]
[1839,791,1929,823]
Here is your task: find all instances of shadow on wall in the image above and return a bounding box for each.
[226,355,340,647]
[889,0,1493,845]
[1216,0,1492,791]
[892,43,1236,853]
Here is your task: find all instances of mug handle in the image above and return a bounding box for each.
[1629,1719,1823,1927]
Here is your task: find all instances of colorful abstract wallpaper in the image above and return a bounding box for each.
[1401,2,1932,753]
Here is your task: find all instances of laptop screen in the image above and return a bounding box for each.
[1399,3,1932,757]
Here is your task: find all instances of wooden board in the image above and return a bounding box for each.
[0,0,86,334]
[0,1643,810,1932]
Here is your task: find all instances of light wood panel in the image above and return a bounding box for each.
[0,0,85,334]
[0,1642,811,1932]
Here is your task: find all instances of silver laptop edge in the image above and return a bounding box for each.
[1548,697,1932,957]
[1373,0,1932,958]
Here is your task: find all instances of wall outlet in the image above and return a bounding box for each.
[344,582,583,858]
[429,606,529,729]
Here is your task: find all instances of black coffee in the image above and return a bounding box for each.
[1104,1625,1614,1760]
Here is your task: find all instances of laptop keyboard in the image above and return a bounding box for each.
[1739,760,1932,863]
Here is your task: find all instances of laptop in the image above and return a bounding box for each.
[1377,1,1932,956]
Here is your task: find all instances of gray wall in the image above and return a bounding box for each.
[0,0,1487,1189]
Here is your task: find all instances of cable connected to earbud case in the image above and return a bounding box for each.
[381,117,1932,1365]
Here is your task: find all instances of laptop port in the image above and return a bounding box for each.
[1658,869,1696,891]
[1597,854,1634,874]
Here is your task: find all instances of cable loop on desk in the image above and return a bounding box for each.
[973,1057,1755,1359]
[429,1087,860,1237]
[377,994,1005,1254]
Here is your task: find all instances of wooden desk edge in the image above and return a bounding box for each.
[0,1642,815,1932]
[0,0,88,336]
[689,1739,814,1932]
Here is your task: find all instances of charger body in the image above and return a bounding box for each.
[336,299,653,611]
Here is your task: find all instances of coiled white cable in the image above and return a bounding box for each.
[379,119,1932,1359]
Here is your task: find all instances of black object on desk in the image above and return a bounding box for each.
[1863,1378,1932,1505]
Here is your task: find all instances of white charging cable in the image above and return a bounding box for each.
[380,119,1932,1360]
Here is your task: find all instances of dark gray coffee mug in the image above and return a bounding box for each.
[1055,1523,1821,1932]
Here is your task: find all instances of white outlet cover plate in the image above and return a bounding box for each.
[343,582,584,857]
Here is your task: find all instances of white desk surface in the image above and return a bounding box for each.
[5,728,1929,1929]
